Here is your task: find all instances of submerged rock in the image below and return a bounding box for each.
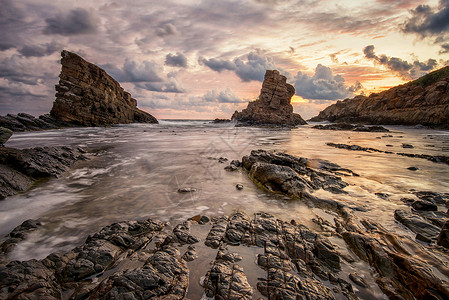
[232,70,306,126]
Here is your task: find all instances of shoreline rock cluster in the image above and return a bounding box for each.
[0,146,87,199]
[327,142,449,165]
[232,70,306,127]
[0,50,157,132]
[310,66,449,128]
[313,123,390,132]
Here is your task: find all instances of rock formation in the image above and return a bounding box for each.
[0,146,86,199]
[310,66,449,127]
[232,70,306,126]
[0,113,73,132]
[0,127,13,146]
[50,50,157,126]
[0,50,158,131]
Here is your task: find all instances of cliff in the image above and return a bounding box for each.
[50,50,157,126]
[232,70,306,126]
[310,66,449,127]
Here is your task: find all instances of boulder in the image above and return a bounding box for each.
[232,70,306,126]
[50,50,158,126]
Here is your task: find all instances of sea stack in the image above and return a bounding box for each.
[50,50,158,126]
[310,66,449,128]
[232,70,306,126]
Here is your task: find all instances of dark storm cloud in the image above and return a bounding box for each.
[165,52,188,68]
[18,42,61,57]
[199,52,276,82]
[294,64,359,100]
[203,88,243,103]
[363,45,437,79]
[402,0,449,36]
[44,8,97,35]
[402,0,449,52]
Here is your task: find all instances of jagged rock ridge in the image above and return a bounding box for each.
[50,50,157,126]
[232,70,306,126]
[311,66,449,127]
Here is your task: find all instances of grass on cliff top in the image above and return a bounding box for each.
[408,66,449,88]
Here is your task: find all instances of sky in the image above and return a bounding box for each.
[1,0,449,120]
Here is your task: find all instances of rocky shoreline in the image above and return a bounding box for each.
[1,149,448,299]
[0,146,88,199]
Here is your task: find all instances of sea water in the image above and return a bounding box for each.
[1,121,448,294]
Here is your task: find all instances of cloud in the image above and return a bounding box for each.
[165,52,188,68]
[441,43,449,54]
[103,58,186,93]
[402,1,449,52]
[203,88,244,103]
[137,80,185,93]
[198,57,236,72]
[44,8,97,35]
[106,59,164,83]
[294,64,360,100]
[199,51,276,82]
[363,45,437,79]
[18,42,61,57]
[155,23,178,37]
[402,1,449,36]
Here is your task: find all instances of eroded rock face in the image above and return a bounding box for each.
[232,70,306,126]
[310,66,449,127]
[50,50,158,126]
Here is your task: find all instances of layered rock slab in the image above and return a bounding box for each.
[50,50,158,126]
[232,70,306,126]
[311,66,449,127]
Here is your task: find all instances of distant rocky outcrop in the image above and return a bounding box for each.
[310,66,449,127]
[232,70,306,126]
[0,50,157,132]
